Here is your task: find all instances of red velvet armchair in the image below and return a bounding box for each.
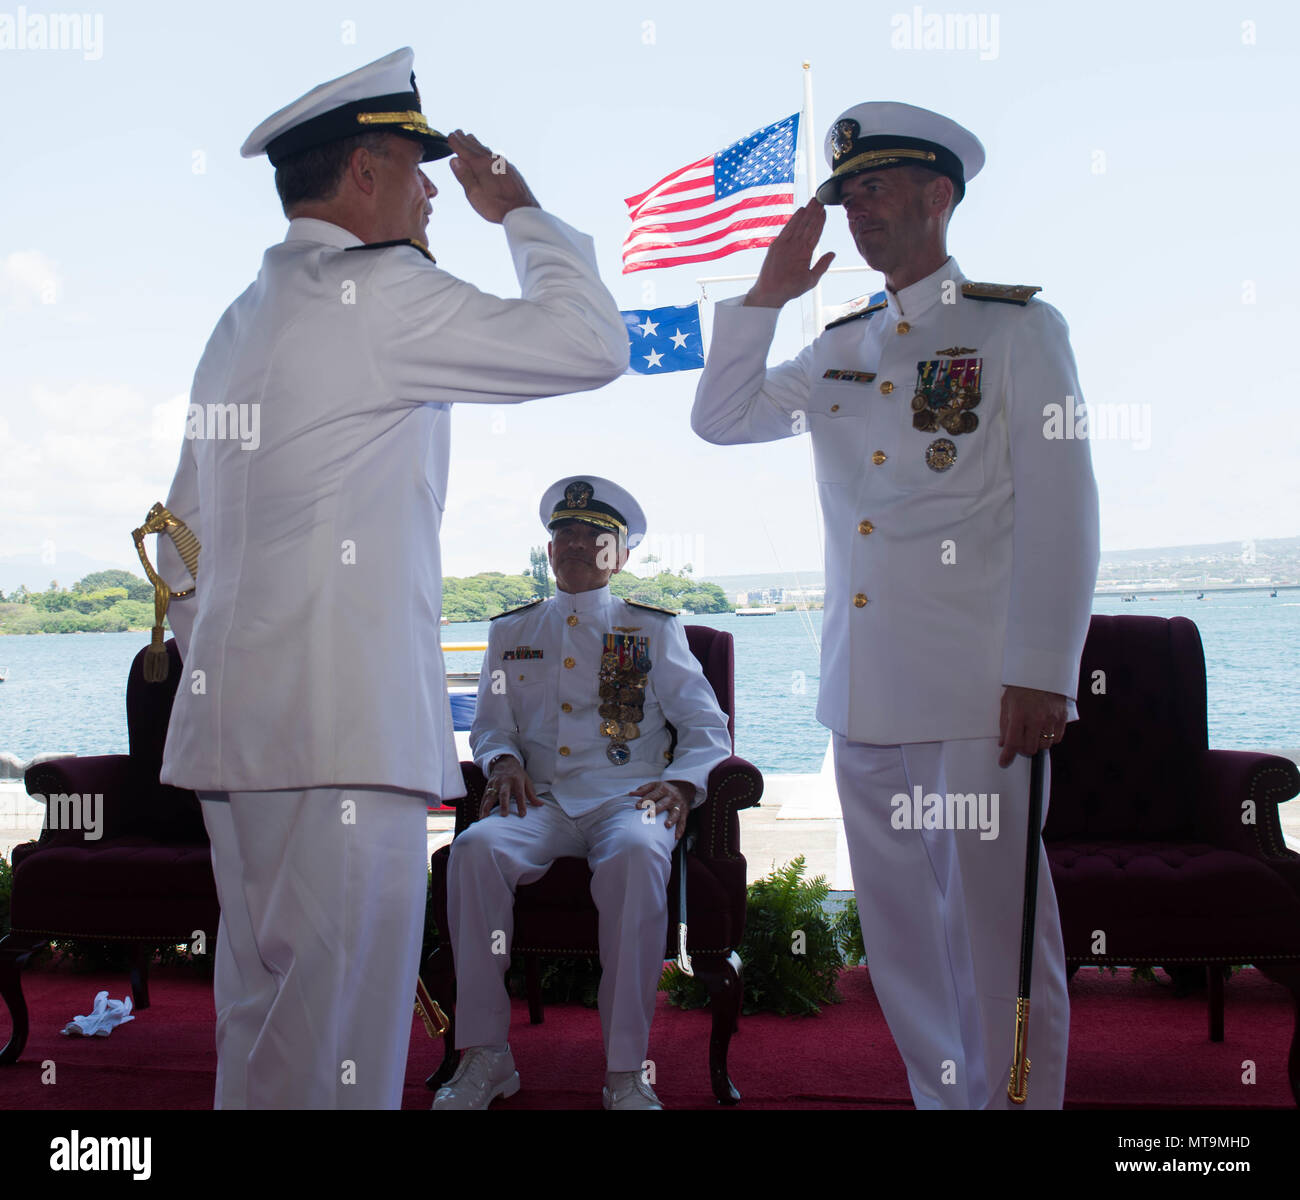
[426,624,763,1104]
[1045,614,1300,1103]
[0,639,217,1065]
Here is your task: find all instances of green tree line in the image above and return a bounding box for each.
[0,562,733,633]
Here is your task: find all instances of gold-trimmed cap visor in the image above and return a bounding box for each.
[816,102,984,206]
[539,475,646,552]
[241,47,451,165]
[264,93,451,165]
[816,136,966,205]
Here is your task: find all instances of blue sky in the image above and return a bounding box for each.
[2,0,1297,581]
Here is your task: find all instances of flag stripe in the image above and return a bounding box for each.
[622,234,784,273]
[621,115,798,274]
[623,193,794,243]
[623,155,713,209]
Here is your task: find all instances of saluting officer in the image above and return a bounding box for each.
[436,476,732,1110]
[691,102,1099,1109]
[157,49,628,1109]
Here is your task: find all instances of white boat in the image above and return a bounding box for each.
[735,606,778,616]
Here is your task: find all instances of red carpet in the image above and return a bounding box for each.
[0,963,1292,1109]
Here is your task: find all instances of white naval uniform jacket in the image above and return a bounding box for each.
[692,257,1100,745]
[470,585,732,818]
[157,210,628,799]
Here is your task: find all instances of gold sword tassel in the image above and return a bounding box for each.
[415,977,449,1038]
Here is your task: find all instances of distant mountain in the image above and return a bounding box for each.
[1100,536,1299,563]
[0,551,138,595]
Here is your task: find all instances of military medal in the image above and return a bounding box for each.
[912,355,982,467]
[601,632,650,764]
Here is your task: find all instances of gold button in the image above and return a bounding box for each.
[561,702,572,713]
[854,593,869,608]
[559,746,570,756]
[879,381,894,395]
[858,519,874,535]
[896,321,911,334]
[871,451,887,465]
[830,403,840,413]
[563,657,575,669]
[518,675,524,681]
[566,614,578,627]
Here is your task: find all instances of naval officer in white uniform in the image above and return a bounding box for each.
[435,476,731,1110]
[156,49,628,1109]
[691,103,1099,1108]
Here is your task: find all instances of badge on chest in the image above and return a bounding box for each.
[909,351,982,471]
[599,633,651,765]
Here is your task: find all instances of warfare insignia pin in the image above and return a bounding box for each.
[936,346,977,358]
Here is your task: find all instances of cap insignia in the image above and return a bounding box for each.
[564,480,594,510]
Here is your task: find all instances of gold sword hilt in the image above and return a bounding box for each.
[131,503,201,683]
[1008,997,1031,1103]
[415,977,449,1038]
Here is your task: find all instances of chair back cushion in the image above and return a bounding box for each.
[1045,614,1209,841]
[124,639,206,841]
[684,625,735,749]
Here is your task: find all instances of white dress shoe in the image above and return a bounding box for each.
[602,1071,664,1110]
[432,1046,521,1110]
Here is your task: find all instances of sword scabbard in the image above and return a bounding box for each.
[1008,996,1031,1103]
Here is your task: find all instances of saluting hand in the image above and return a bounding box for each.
[447,130,540,225]
[744,199,835,309]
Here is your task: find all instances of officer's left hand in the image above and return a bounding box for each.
[998,685,1068,766]
[630,780,695,842]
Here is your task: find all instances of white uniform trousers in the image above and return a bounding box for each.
[447,793,676,1073]
[200,787,429,1109]
[833,735,1069,1110]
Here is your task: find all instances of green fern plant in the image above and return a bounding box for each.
[661,855,844,1016]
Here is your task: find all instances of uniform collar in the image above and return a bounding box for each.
[283,217,364,250]
[886,256,966,319]
[553,582,612,616]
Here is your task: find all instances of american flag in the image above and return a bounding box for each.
[622,114,799,274]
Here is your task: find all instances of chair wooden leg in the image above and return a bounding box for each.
[695,950,742,1105]
[0,933,48,1066]
[1208,964,1224,1043]
[526,955,544,1025]
[423,946,460,1090]
[128,943,152,1011]
[1258,965,1300,1107]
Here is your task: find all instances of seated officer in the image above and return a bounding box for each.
[435,475,732,1110]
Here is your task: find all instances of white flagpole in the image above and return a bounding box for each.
[802,60,824,336]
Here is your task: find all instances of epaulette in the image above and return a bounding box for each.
[961,282,1041,306]
[823,290,888,331]
[490,599,544,621]
[345,238,436,264]
[624,599,679,616]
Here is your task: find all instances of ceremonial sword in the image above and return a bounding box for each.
[1008,747,1046,1104]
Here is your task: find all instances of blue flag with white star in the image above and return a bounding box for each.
[621,303,705,375]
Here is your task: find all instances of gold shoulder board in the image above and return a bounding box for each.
[624,599,680,616]
[824,294,889,331]
[490,599,544,621]
[345,238,436,264]
[961,282,1042,306]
